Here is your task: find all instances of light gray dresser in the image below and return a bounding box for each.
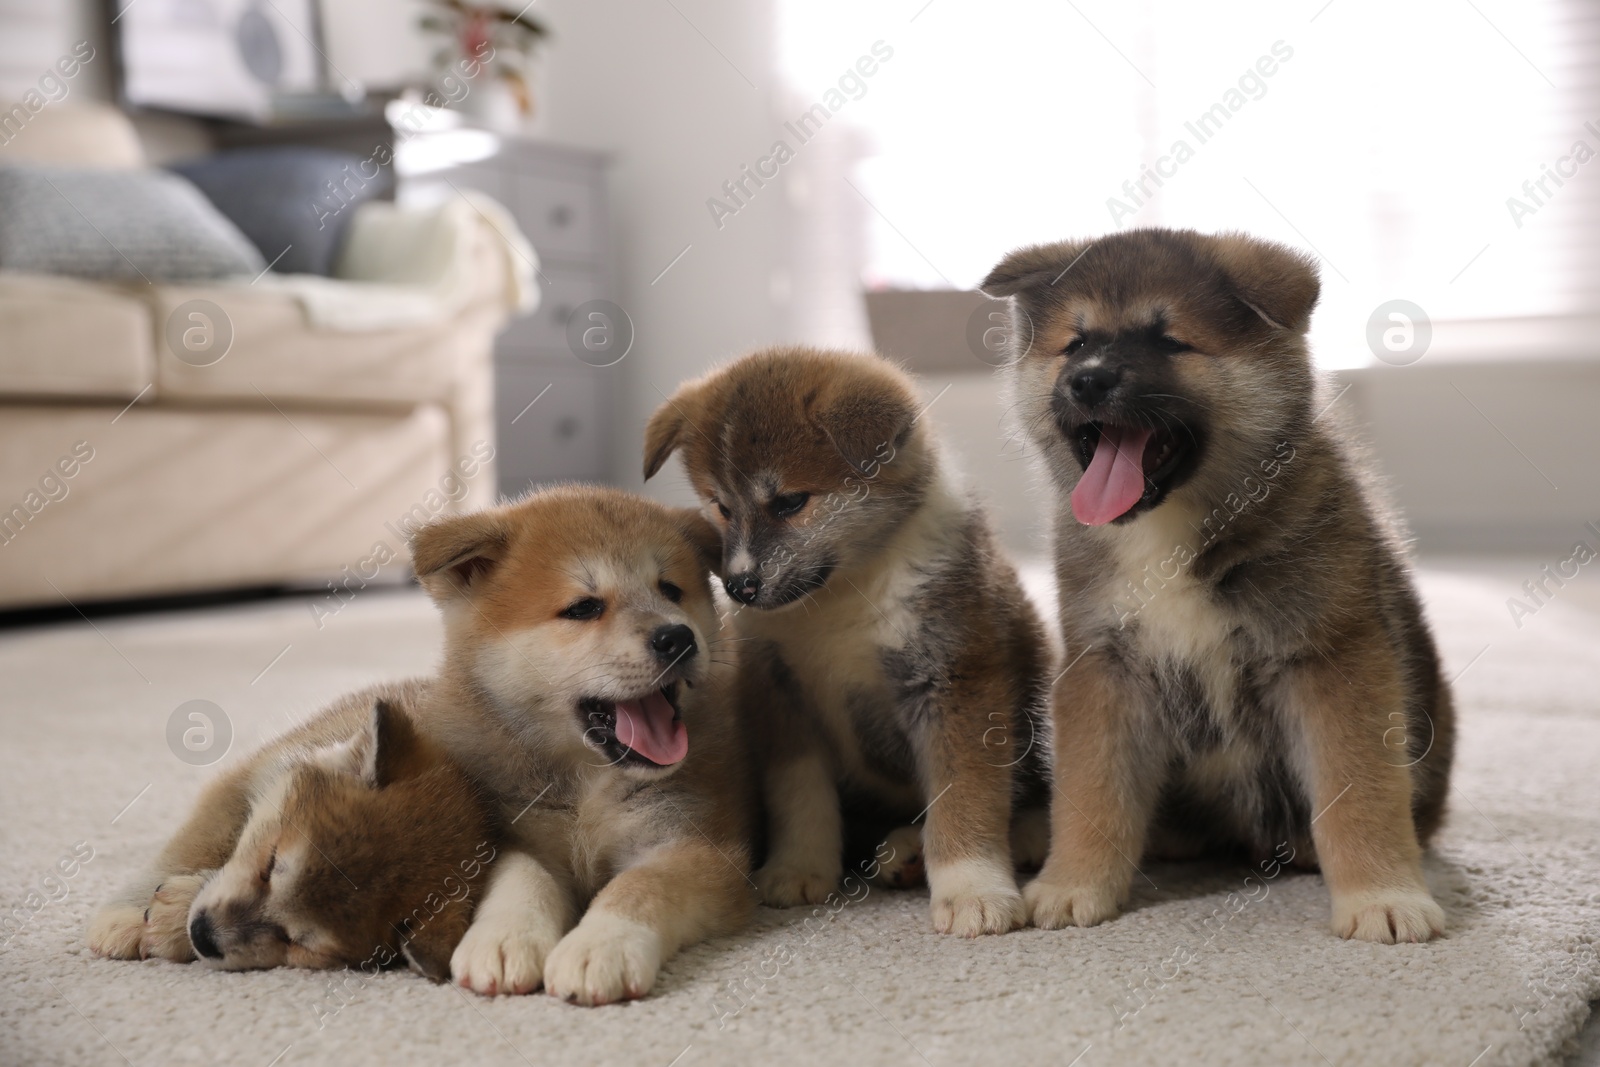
[404,135,617,499]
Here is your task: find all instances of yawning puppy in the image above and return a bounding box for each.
[87,684,495,981]
[983,229,1454,943]
[644,347,1052,937]
[410,486,753,1003]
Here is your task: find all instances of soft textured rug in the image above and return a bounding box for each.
[2,560,1597,1067]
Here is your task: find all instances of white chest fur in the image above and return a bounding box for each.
[1100,504,1239,720]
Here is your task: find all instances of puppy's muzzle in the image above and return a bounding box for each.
[189,910,222,959]
[1068,365,1121,409]
[650,623,697,664]
[724,573,761,604]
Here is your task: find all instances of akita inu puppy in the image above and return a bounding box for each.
[645,347,1052,937]
[409,486,753,1003]
[983,229,1454,943]
[91,487,752,1003]
[87,684,496,980]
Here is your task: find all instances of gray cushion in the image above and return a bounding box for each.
[171,148,393,277]
[0,165,266,282]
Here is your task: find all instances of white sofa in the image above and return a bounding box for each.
[0,105,534,609]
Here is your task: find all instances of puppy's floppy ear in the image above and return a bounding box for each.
[980,239,1093,299]
[644,382,704,480]
[316,699,428,788]
[410,509,511,598]
[812,364,919,476]
[672,507,724,578]
[1210,232,1321,334]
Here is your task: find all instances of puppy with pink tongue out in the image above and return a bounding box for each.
[410,485,754,1004]
[984,229,1454,944]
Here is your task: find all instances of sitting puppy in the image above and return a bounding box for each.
[982,229,1454,943]
[410,486,753,1003]
[645,347,1052,937]
[87,685,496,980]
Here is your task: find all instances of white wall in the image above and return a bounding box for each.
[528,0,790,499]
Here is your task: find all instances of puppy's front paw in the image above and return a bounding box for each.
[1024,874,1121,929]
[544,915,662,1007]
[870,826,925,889]
[1331,887,1445,944]
[754,862,840,908]
[141,875,206,961]
[451,917,558,995]
[928,858,1025,937]
[87,903,146,960]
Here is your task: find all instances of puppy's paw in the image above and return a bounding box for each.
[870,826,925,889]
[754,862,840,908]
[1332,887,1445,944]
[451,916,558,995]
[928,858,1026,937]
[1024,875,1122,929]
[86,903,146,960]
[544,915,662,1007]
[141,875,206,962]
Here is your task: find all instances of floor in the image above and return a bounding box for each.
[1,558,1598,1067]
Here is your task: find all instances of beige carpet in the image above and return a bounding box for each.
[2,560,1598,1067]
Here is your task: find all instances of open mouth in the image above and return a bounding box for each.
[578,681,687,768]
[1069,421,1199,526]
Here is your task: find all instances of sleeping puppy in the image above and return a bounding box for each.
[410,485,753,1003]
[644,347,1052,937]
[87,683,496,981]
[982,228,1454,943]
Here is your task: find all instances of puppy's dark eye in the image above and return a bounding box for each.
[1064,337,1086,356]
[714,501,731,520]
[1159,335,1192,353]
[659,581,683,603]
[770,492,810,518]
[560,597,605,621]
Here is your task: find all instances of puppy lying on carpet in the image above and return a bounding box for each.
[413,486,752,1003]
[645,347,1052,937]
[90,486,754,1003]
[984,229,1454,943]
[86,684,496,980]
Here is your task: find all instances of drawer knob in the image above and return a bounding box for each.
[549,205,573,227]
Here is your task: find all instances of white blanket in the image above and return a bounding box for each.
[245,190,539,331]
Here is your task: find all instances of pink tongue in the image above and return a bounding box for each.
[1071,426,1154,526]
[613,691,688,765]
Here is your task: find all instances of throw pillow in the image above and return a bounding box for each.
[0,164,266,282]
[171,147,394,277]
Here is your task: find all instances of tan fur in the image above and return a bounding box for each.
[409,486,752,1003]
[645,346,1053,937]
[89,487,752,1003]
[86,684,495,981]
[984,228,1454,944]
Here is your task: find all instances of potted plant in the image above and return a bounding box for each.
[418,0,550,132]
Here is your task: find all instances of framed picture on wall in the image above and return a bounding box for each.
[114,0,343,120]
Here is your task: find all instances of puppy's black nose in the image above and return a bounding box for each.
[725,573,761,604]
[650,623,697,663]
[189,911,221,960]
[1069,365,1121,407]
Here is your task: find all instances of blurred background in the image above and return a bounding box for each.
[1,0,1596,613]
